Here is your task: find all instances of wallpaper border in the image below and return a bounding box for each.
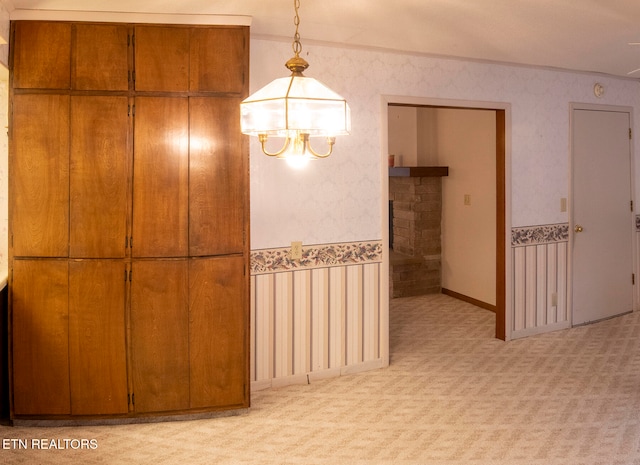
[511,223,569,246]
[251,241,383,275]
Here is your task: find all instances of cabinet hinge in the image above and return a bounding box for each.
[128,393,135,406]
[129,269,133,282]
[633,274,636,285]
[632,200,634,212]
[132,71,136,85]
[127,34,131,47]
[630,128,633,140]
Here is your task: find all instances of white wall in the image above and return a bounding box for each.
[249,38,640,251]
[387,106,417,166]
[435,108,496,306]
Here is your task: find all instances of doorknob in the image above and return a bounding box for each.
[574,225,584,233]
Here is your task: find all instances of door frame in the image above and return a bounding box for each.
[569,103,637,325]
[381,95,512,341]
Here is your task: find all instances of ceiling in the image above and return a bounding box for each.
[6,0,640,79]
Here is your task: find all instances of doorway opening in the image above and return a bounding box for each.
[385,100,507,340]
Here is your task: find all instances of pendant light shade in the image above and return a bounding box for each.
[240,0,350,161]
[240,75,351,138]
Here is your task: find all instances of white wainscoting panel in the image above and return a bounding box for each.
[511,224,570,338]
[250,242,385,390]
[512,240,569,338]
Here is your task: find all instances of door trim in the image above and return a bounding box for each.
[569,102,637,325]
[381,95,512,341]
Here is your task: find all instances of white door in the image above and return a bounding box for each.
[572,108,634,325]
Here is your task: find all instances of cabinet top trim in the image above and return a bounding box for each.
[10,10,252,27]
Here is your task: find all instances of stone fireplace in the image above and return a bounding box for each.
[389,166,448,298]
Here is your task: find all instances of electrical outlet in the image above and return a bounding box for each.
[464,194,471,206]
[291,241,303,260]
[551,292,558,307]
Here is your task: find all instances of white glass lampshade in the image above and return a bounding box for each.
[240,75,351,138]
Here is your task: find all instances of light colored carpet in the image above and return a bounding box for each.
[3,293,640,464]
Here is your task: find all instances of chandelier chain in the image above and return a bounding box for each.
[292,0,302,56]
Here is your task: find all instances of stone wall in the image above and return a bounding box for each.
[389,176,443,297]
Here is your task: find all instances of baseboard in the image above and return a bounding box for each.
[441,288,497,313]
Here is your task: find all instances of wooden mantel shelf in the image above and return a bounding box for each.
[388,166,449,177]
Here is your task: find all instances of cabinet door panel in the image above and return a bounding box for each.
[190,257,248,409]
[11,94,69,257]
[133,97,188,257]
[70,96,130,258]
[189,98,246,256]
[134,26,189,92]
[190,27,247,93]
[12,260,70,415]
[12,21,71,89]
[131,260,189,413]
[69,260,128,415]
[73,24,130,91]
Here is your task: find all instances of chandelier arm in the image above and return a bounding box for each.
[258,134,292,157]
[305,136,336,159]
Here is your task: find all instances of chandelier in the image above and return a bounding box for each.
[240,0,351,166]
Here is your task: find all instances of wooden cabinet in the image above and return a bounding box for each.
[69,260,129,415]
[9,20,250,422]
[189,256,247,409]
[131,260,190,413]
[189,97,246,256]
[10,94,70,257]
[12,22,72,89]
[72,24,130,91]
[132,97,189,258]
[134,26,247,93]
[70,96,130,258]
[12,260,70,415]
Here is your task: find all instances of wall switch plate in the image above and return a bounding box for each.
[551,292,558,307]
[291,241,303,260]
[464,194,471,206]
[560,198,567,212]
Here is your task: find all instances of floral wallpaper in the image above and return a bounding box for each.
[251,241,383,275]
[511,224,569,246]
[249,38,640,250]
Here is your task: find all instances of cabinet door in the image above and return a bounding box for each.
[130,260,189,413]
[134,26,189,92]
[190,27,248,94]
[189,98,246,256]
[133,97,188,257]
[69,260,128,415]
[189,256,248,409]
[72,23,130,91]
[70,96,130,258]
[12,259,70,415]
[11,94,69,257]
[12,21,71,89]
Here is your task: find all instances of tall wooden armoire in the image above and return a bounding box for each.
[8,20,250,421]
